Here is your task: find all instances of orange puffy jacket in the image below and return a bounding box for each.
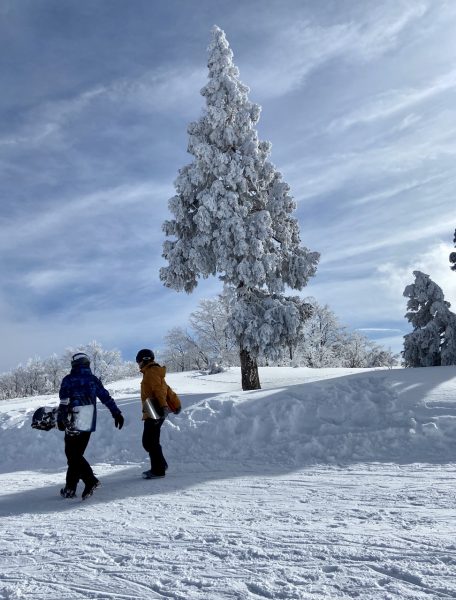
[140,362,181,419]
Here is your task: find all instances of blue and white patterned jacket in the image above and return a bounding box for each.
[58,365,120,432]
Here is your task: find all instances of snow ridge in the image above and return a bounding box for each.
[1,367,455,475]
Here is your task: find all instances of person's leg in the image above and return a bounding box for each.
[64,432,94,489]
[142,418,167,476]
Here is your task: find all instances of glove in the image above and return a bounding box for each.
[113,412,124,430]
[173,406,181,415]
[160,406,170,418]
[57,420,66,432]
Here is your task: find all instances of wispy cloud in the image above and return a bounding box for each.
[0,87,107,148]
[286,108,456,205]
[327,69,456,133]
[108,66,206,115]
[348,174,444,207]
[357,328,402,333]
[322,219,452,264]
[0,65,205,151]
[0,180,172,251]
[243,1,429,98]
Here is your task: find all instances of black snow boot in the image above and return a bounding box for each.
[82,478,100,500]
[60,486,77,499]
[142,469,165,479]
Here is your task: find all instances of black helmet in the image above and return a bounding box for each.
[71,352,90,367]
[136,348,154,364]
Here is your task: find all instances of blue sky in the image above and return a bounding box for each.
[1,0,455,371]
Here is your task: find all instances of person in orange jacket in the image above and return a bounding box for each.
[135,349,181,479]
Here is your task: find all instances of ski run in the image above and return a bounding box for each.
[1,365,456,599]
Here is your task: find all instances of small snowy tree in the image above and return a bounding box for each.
[160,26,319,389]
[365,345,399,369]
[63,341,126,382]
[403,270,456,367]
[450,228,456,272]
[162,326,208,372]
[294,301,345,367]
[43,353,66,392]
[189,296,238,367]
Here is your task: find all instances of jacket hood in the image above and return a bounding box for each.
[140,362,166,377]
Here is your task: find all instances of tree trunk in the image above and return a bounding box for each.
[240,347,261,390]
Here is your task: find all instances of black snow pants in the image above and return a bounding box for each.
[142,417,168,475]
[64,431,96,489]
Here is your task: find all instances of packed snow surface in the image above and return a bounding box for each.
[1,366,456,599]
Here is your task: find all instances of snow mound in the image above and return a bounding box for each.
[166,373,455,465]
[1,367,455,474]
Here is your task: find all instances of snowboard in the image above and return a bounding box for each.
[31,406,58,431]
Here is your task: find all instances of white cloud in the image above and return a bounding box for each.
[26,268,85,292]
[327,69,456,133]
[358,328,402,333]
[109,66,206,116]
[286,107,456,207]
[0,86,108,148]
[348,175,443,207]
[243,1,429,99]
[0,65,205,151]
[323,221,452,265]
[0,180,173,251]
[377,242,456,311]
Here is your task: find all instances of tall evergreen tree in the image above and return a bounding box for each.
[160,26,319,389]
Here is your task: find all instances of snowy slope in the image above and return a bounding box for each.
[1,366,456,599]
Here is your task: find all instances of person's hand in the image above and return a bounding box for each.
[155,405,170,418]
[113,412,124,430]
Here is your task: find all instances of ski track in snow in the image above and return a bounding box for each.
[1,464,456,599]
[1,366,456,599]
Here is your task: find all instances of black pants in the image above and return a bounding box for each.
[142,418,167,475]
[64,432,96,489]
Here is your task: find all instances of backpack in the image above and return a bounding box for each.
[166,385,182,413]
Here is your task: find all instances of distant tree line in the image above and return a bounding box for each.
[0,341,137,401]
[160,295,399,372]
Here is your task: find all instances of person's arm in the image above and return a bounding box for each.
[57,377,71,431]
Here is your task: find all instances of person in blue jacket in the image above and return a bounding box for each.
[57,352,124,499]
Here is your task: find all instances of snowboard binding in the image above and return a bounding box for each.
[31,407,58,431]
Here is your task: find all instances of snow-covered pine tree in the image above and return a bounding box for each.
[439,309,456,365]
[160,26,319,389]
[450,228,456,272]
[403,270,456,366]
